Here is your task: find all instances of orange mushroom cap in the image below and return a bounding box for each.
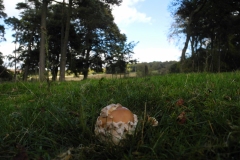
[98,107,135,127]
[95,103,138,145]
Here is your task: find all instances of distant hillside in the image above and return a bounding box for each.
[128,61,177,76]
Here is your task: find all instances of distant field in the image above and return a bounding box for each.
[1,72,240,159]
[27,72,137,81]
[64,72,137,81]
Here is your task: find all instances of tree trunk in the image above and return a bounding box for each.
[82,29,93,80]
[14,32,19,81]
[190,36,195,71]
[83,48,90,80]
[59,0,72,81]
[180,0,207,71]
[58,0,65,81]
[39,0,48,81]
[83,68,88,80]
[23,38,32,81]
[51,54,59,81]
[23,64,29,81]
[181,34,190,62]
[52,66,58,81]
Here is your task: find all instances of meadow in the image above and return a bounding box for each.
[0,72,240,159]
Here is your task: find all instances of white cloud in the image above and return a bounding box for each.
[3,0,22,18]
[112,0,151,25]
[1,0,22,57]
[0,37,15,54]
[133,47,181,62]
[0,40,16,64]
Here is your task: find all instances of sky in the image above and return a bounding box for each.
[0,0,181,64]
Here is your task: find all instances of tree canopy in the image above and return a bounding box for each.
[169,0,240,72]
[3,0,137,81]
[0,0,7,42]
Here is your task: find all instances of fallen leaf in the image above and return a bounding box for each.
[208,89,213,93]
[40,107,46,112]
[69,111,79,117]
[177,111,186,124]
[147,116,158,126]
[227,120,240,130]
[3,134,9,140]
[13,145,28,160]
[176,98,184,106]
[132,151,143,156]
[54,148,73,160]
[223,95,231,101]
[11,88,18,92]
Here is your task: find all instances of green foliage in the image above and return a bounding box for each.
[0,53,13,81]
[135,63,149,77]
[6,0,134,80]
[106,60,126,74]
[130,61,177,76]
[0,0,7,42]
[1,72,240,159]
[169,0,240,72]
[0,66,13,81]
[170,49,240,73]
[169,62,181,73]
[0,51,3,65]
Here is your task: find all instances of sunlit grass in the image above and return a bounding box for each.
[0,72,240,159]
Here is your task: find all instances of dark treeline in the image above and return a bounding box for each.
[0,0,138,81]
[168,0,240,73]
[129,61,177,76]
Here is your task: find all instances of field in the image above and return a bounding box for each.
[27,72,137,81]
[0,72,240,159]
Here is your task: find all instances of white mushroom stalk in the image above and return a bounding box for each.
[94,103,138,145]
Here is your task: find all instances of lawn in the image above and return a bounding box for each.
[0,72,240,159]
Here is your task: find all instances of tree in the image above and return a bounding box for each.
[0,51,3,65]
[0,52,13,81]
[169,0,240,72]
[59,0,123,81]
[5,0,136,82]
[169,0,207,69]
[0,0,7,42]
[39,0,49,81]
[105,40,138,75]
[59,0,72,81]
[65,0,133,80]
[6,1,42,81]
[4,17,21,81]
[47,3,64,81]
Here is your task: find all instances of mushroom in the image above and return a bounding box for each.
[147,116,158,127]
[94,103,138,145]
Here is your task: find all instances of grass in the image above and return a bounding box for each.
[0,72,240,159]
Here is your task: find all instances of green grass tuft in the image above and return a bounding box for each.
[0,72,240,159]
